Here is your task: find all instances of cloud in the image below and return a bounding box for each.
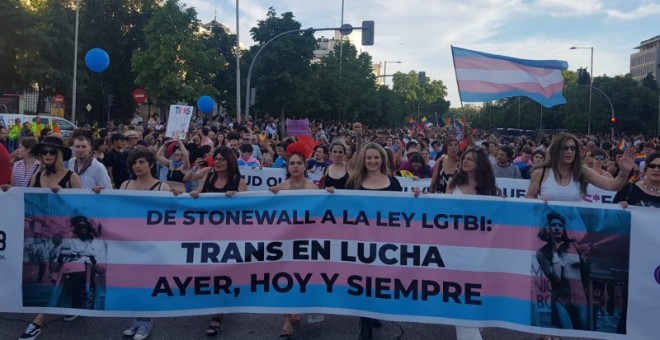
[606,3,660,20]
[533,0,604,16]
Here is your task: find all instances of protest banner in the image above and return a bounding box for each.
[165,105,193,140]
[239,167,615,204]
[286,119,310,137]
[0,188,658,340]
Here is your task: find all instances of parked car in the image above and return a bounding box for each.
[0,113,77,140]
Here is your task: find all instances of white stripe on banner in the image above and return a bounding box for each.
[106,240,535,276]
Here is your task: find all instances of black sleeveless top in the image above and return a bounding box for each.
[167,169,185,183]
[323,166,349,190]
[202,172,241,193]
[358,176,402,192]
[32,170,74,188]
[121,179,164,191]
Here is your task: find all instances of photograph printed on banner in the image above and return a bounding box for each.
[22,193,107,310]
[530,205,630,334]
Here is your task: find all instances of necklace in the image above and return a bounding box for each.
[642,180,660,194]
[289,180,306,190]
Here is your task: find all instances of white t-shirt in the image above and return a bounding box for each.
[68,157,112,189]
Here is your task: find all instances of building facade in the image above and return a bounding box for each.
[630,35,660,86]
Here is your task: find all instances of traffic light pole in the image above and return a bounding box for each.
[573,84,614,139]
[244,23,372,121]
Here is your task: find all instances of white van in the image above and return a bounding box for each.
[0,114,77,140]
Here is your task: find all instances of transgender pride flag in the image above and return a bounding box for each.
[452,46,568,108]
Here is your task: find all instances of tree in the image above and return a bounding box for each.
[641,72,659,92]
[245,8,317,118]
[0,0,32,93]
[307,41,379,123]
[391,71,449,123]
[202,21,235,114]
[16,0,76,113]
[132,0,218,110]
[71,0,162,124]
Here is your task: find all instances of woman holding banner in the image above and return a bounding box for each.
[345,142,409,340]
[189,146,247,336]
[446,145,500,340]
[269,140,318,337]
[120,148,171,340]
[18,136,82,340]
[320,141,350,190]
[526,132,635,202]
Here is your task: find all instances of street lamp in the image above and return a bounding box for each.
[71,0,80,124]
[235,0,241,122]
[570,46,594,135]
[383,60,401,87]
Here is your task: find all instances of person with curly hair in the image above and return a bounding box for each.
[269,140,318,337]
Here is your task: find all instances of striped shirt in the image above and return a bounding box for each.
[12,160,40,187]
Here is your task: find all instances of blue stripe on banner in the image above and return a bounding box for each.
[24,193,631,235]
[459,89,567,108]
[452,46,568,70]
[104,285,531,325]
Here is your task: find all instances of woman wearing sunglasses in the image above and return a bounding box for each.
[28,136,82,191]
[18,136,81,340]
[526,133,635,202]
[614,151,660,208]
[588,148,612,179]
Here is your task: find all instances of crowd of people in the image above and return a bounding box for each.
[1,112,659,340]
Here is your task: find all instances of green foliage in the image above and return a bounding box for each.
[0,0,32,93]
[391,70,449,123]
[16,0,75,104]
[245,8,316,118]
[132,0,218,107]
[78,0,162,123]
[202,22,235,113]
[474,69,660,135]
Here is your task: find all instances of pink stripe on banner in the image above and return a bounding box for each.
[457,80,564,97]
[104,262,534,301]
[98,218,552,250]
[454,57,556,76]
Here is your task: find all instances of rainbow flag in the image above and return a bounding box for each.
[421,116,428,123]
[617,139,626,151]
[456,117,467,128]
[444,117,453,127]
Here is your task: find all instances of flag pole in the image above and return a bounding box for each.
[450,45,466,113]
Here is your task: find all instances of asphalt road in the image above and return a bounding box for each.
[0,313,589,340]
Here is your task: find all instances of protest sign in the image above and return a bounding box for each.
[165,105,193,140]
[286,119,310,137]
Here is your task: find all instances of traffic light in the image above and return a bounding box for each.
[610,117,617,124]
[577,68,590,85]
[361,21,375,46]
[107,94,114,108]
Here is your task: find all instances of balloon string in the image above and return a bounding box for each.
[97,73,108,124]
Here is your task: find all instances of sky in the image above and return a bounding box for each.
[185,0,660,108]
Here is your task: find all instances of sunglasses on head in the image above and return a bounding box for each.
[647,163,660,170]
[561,145,576,151]
[40,149,58,156]
[593,155,606,161]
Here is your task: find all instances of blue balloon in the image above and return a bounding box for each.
[197,95,215,114]
[85,48,110,73]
